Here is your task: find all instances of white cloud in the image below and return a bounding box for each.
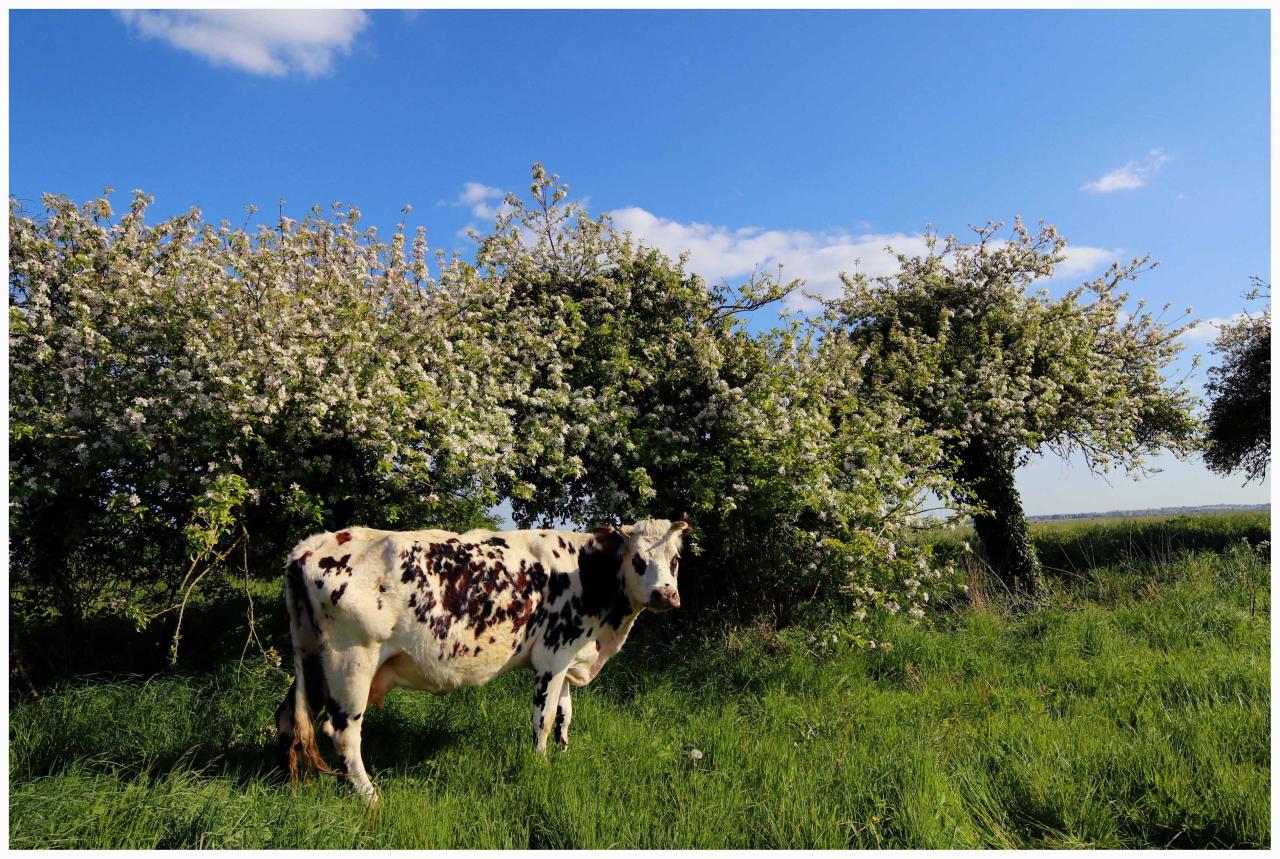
[1056,245,1123,277]
[453,182,506,220]
[443,182,511,239]
[607,207,1121,311]
[116,11,369,78]
[1183,313,1247,342]
[1081,149,1173,194]
[608,206,926,310]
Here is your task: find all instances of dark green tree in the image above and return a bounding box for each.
[1203,280,1270,483]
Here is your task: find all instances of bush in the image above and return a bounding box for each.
[10,190,517,639]
[477,167,963,622]
[9,167,964,660]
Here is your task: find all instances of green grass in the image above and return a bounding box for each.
[9,539,1270,848]
[924,510,1268,568]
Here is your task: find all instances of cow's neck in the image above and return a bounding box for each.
[575,535,639,628]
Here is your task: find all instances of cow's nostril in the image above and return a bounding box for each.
[646,589,680,611]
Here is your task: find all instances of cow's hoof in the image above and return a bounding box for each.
[557,739,569,752]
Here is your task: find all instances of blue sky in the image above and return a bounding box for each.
[9,9,1271,515]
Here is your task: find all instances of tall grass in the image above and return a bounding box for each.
[924,511,1268,574]
[1031,512,1269,577]
[9,533,1269,849]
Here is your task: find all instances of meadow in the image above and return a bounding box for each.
[8,514,1271,849]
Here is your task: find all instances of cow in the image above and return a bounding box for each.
[274,515,690,802]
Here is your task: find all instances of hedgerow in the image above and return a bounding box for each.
[9,165,961,655]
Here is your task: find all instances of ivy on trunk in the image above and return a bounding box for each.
[956,442,1042,596]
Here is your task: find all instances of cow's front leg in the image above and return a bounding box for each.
[529,654,573,754]
[553,683,573,752]
[530,668,569,753]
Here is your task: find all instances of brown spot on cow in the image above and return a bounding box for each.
[509,598,534,634]
[319,554,351,575]
[335,531,352,545]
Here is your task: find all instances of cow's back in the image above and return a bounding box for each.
[288,525,562,691]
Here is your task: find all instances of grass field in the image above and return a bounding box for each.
[9,516,1271,848]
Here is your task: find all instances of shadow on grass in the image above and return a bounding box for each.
[10,663,464,796]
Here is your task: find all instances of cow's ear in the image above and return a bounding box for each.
[593,526,623,550]
[619,524,635,537]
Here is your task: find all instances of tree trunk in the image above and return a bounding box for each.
[956,443,1042,598]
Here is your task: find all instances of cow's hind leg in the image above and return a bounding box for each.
[553,683,573,752]
[320,654,398,742]
[320,645,381,803]
[274,681,298,769]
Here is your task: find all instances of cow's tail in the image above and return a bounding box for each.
[283,555,332,782]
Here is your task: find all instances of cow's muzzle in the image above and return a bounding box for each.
[646,587,680,611]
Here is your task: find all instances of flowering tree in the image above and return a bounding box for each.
[10,191,520,638]
[10,167,968,654]
[475,166,961,619]
[822,220,1200,596]
[1203,280,1270,483]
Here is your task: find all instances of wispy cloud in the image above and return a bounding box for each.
[442,182,511,238]
[1054,245,1126,279]
[1081,148,1173,194]
[116,11,369,78]
[451,182,506,220]
[1183,313,1247,342]
[607,207,1122,311]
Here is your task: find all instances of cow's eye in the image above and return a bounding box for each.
[671,556,680,573]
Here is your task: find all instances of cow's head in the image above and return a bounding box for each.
[598,514,690,612]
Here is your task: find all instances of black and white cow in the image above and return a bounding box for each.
[276,516,689,801]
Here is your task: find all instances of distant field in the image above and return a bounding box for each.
[922,510,1268,571]
[8,516,1271,848]
[1029,510,1269,530]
